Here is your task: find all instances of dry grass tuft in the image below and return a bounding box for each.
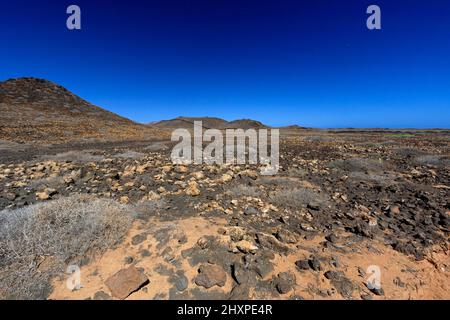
[0,194,132,299]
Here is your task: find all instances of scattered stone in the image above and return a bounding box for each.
[140,249,151,258]
[367,284,385,296]
[233,254,271,281]
[274,272,295,294]
[175,165,189,174]
[325,233,339,243]
[5,192,17,201]
[157,186,166,193]
[357,267,366,277]
[35,188,56,200]
[235,240,258,254]
[307,201,320,211]
[197,236,210,249]
[295,259,310,271]
[393,276,405,288]
[123,256,134,264]
[275,229,298,244]
[228,227,246,242]
[191,171,204,180]
[131,233,147,246]
[220,174,233,183]
[361,293,373,300]
[324,271,356,299]
[195,264,227,289]
[105,266,149,299]
[244,206,258,216]
[309,256,322,271]
[169,271,189,292]
[93,291,111,300]
[390,205,401,215]
[185,181,200,196]
[161,246,175,262]
[119,196,129,204]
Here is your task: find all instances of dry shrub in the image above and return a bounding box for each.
[328,157,388,173]
[259,176,306,188]
[394,147,426,157]
[144,142,169,152]
[28,176,64,190]
[0,195,132,299]
[414,155,450,167]
[112,150,145,159]
[269,187,329,209]
[133,198,168,221]
[227,184,262,198]
[40,150,105,163]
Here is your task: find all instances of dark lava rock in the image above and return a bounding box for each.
[307,201,321,211]
[244,206,258,216]
[131,233,147,246]
[255,233,290,255]
[161,247,175,262]
[274,272,296,294]
[229,284,251,300]
[295,259,310,270]
[325,233,339,243]
[309,256,322,271]
[275,278,292,294]
[245,255,273,279]
[393,276,405,288]
[154,264,174,276]
[275,229,298,244]
[324,271,356,299]
[361,293,373,300]
[93,291,111,300]
[195,264,227,289]
[357,267,366,277]
[123,256,134,264]
[232,262,255,285]
[140,249,151,258]
[169,271,189,292]
[367,284,385,296]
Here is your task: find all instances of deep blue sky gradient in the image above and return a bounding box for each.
[1,0,449,128]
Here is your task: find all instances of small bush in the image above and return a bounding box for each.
[328,157,388,173]
[112,150,145,159]
[133,198,167,221]
[0,195,132,299]
[28,176,64,190]
[414,155,450,167]
[144,142,169,152]
[259,176,308,188]
[394,148,426,158]
[227,184,262,198]
[269,187,328,209]
[41,150,105,163]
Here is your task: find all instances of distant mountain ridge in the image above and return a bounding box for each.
[150,116,270,130]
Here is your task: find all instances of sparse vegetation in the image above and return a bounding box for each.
[41,150,105,163]
[0,195,132,299]
[269,187,328,209]
[328,157,388,173]
[227,184,262,198]
[113,151,145,159]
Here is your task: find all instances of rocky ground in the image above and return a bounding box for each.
[0,130,449,300]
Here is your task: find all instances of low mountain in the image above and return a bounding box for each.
[0,77,164,143]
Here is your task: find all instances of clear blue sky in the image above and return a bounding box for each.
[1,0,449,128]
